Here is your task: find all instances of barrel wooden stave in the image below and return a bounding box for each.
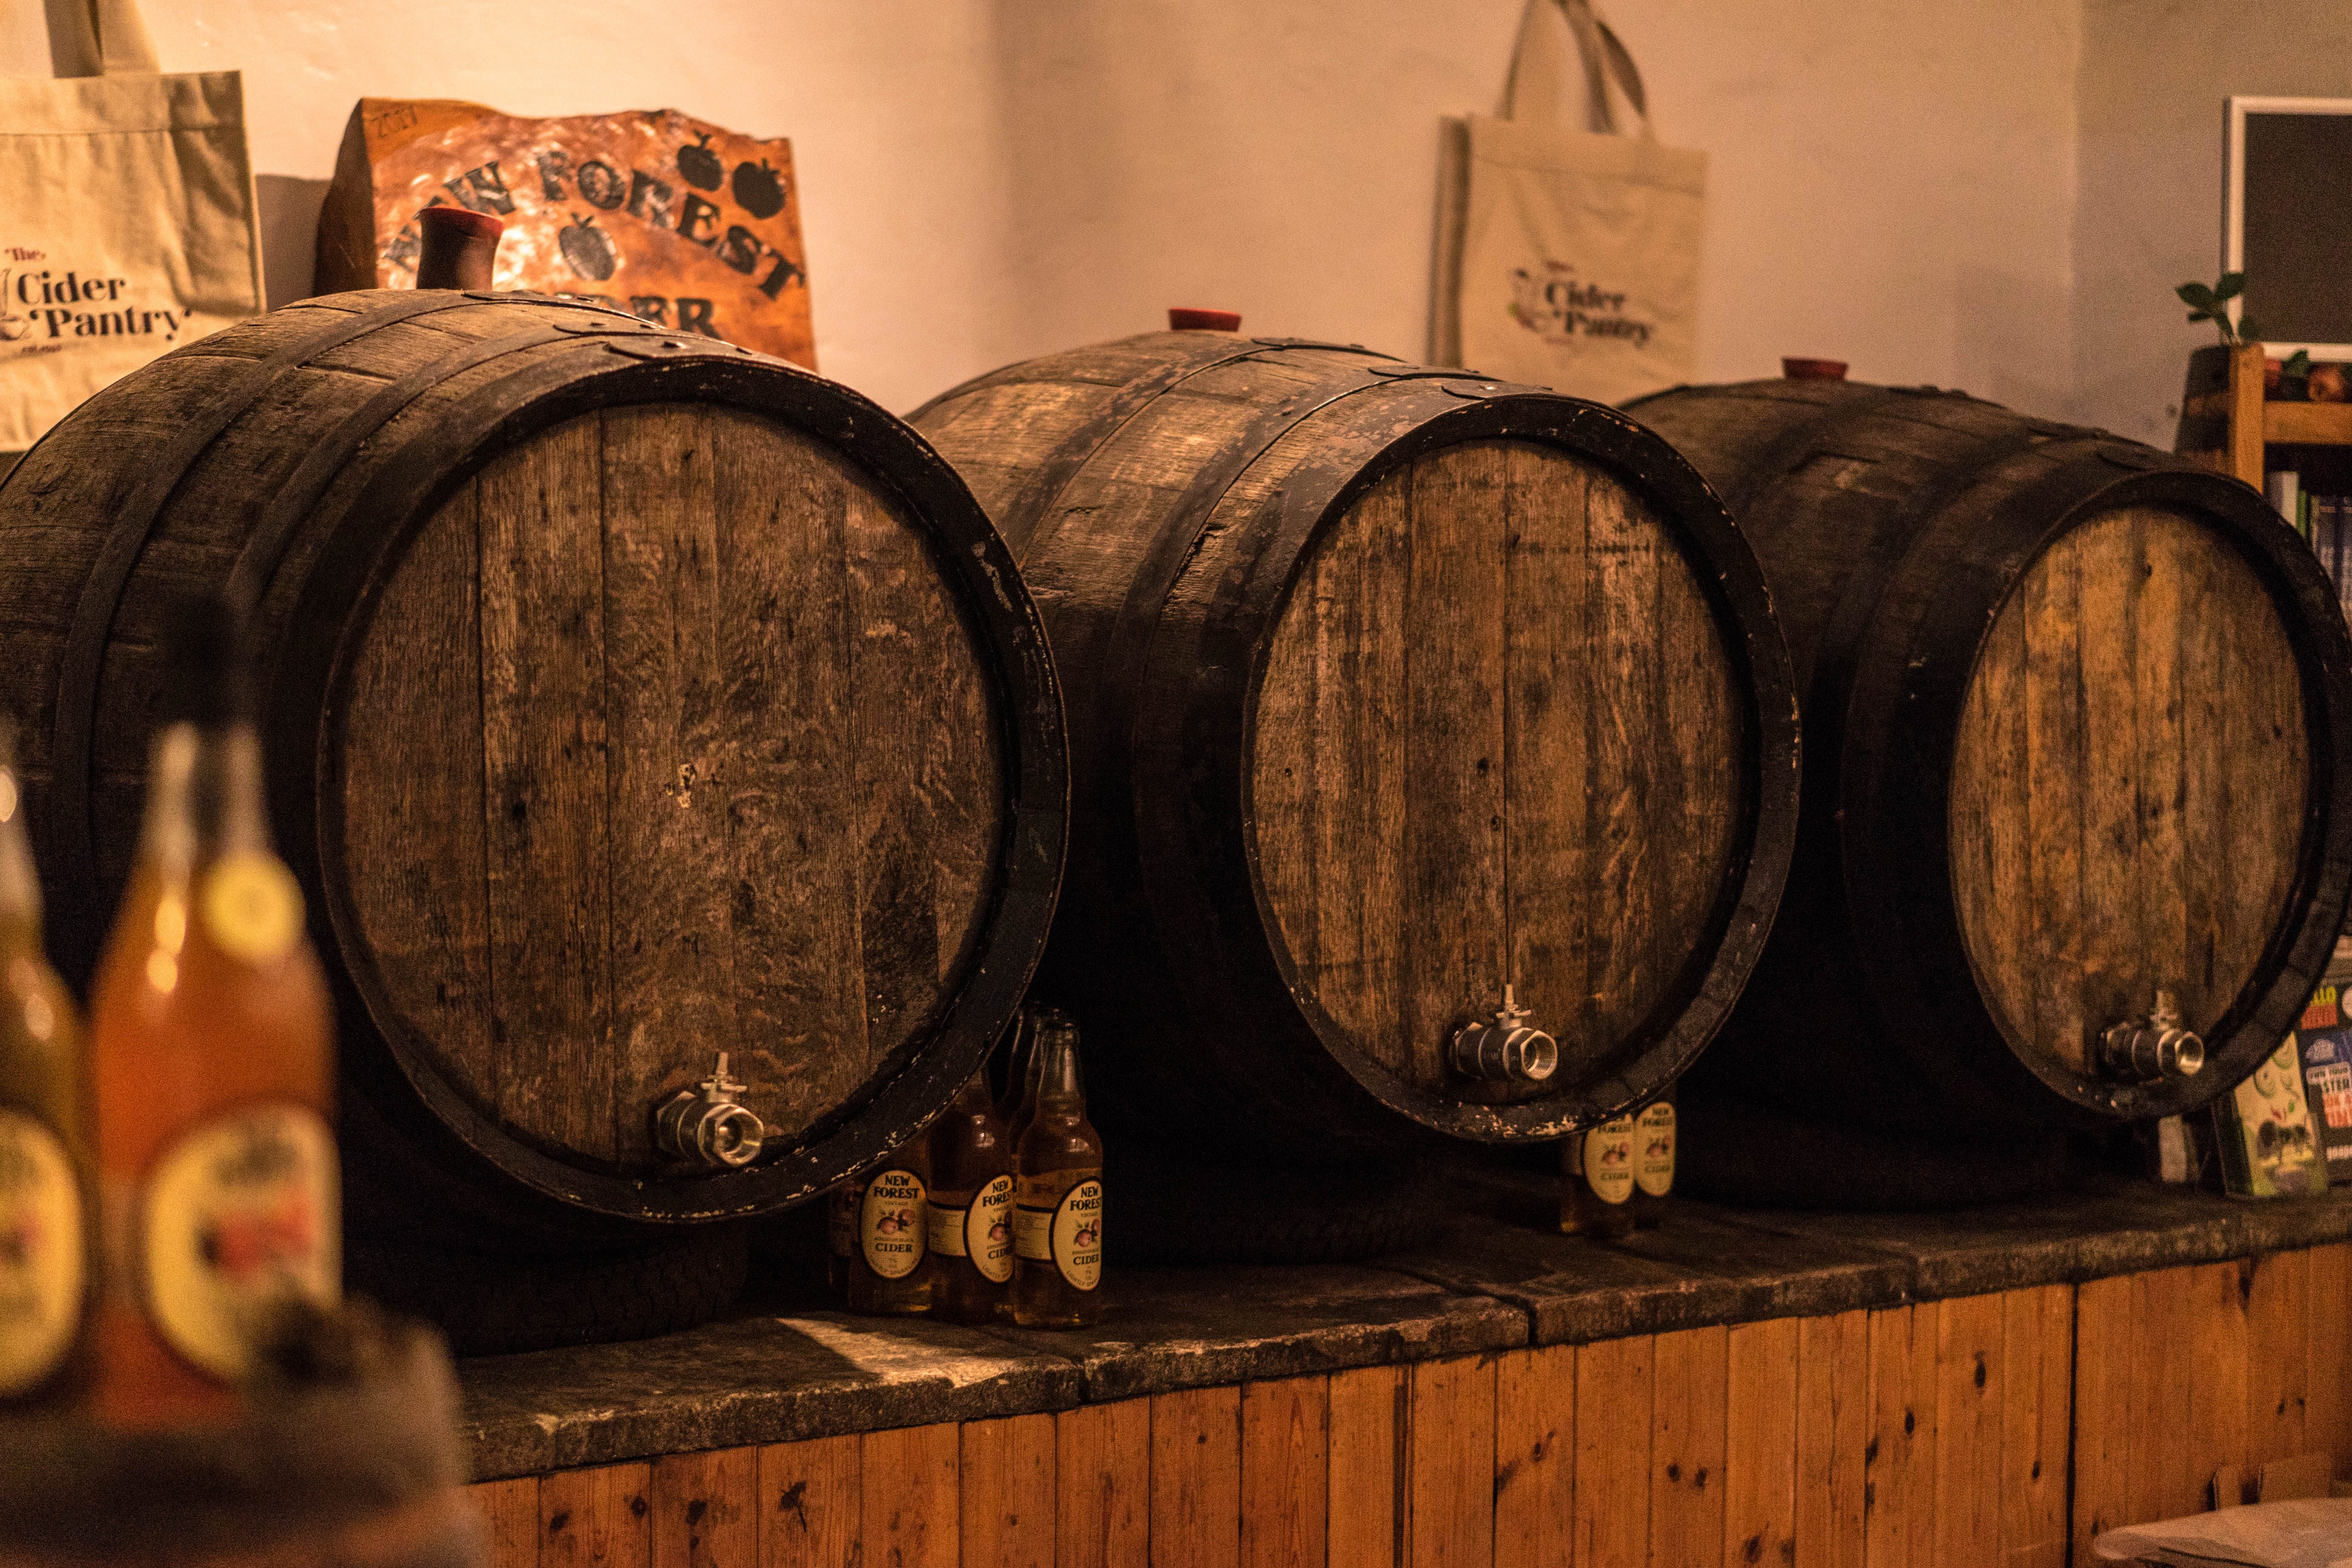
[1632,379,2352,1127]
[0,290,1062,1220]
[915,333,1798,1151]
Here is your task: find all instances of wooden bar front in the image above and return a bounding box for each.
[459,1237,2351,1567]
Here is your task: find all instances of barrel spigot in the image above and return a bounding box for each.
[2099,990,2205,1083]
[655,1052,766,1168]
[1450,985,1559,1083]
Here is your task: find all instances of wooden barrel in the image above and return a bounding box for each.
[0,290,1065,1222]
[910,331,1800,1153]
[1630,377,2352,1129]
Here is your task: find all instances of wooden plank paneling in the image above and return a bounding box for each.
[1329,1363,1408,1568]
[1056,1400,1149,1568]
[652,1449,757,1568]
[861,1423,959,1568]
[1240,1376,1328,1568]
[1650,1325,1729,1568]
[1999,1285,2072,1568]
[757,1436,859,1568]
[960,1414,1054,1568]
[1494,1345,1576,1568]
[2307,1244,2352,1480]
[2073,1275,2133,1562]
[1929,1295,2002,1568]
[1151,1386,1241,1568]
[1408,1352,1498,1568]
[2247,1248,2315,1470]
[473,1477,542,1568]
[1575,1333,1654,1568]
[1865,1304,1934,1568]
[1724,1317,1798,1568]
[542,1463,651,1568]
[1794,1309,1868,1568]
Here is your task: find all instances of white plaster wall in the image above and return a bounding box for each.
[2072,0,2352,446]
[6,0,2082,416]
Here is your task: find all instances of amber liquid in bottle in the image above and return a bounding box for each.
[1632,1088,1676,1229]
[846,1141,931,1316]
[825,1182,855,1297]
[1012,1015,1102,1328]
[1560,1114,1637,1238]
[87,599,339,1426]
[925,1072,1014,1323]
[0,722,93,1407]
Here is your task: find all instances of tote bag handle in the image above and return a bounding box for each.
[52,0,161,77]
[1500,0,1651,138]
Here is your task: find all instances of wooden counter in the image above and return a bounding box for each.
[456,1181,2352,1566]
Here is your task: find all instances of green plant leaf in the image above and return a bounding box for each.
[2238,314,2262,344]
[2179,281,2217,307]
[2287,349,2312,376]
[2217,272,2246,299]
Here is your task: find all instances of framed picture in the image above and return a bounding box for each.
[2224,97,2352,361]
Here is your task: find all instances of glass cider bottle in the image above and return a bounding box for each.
[0,718,92,1406]
[1560,1113,1637,1238]
[87,598,339,1426]
[1632,1086,1676,1228]
[1012,1013,1102,1328]
[846,1138,931,1315]
[925,1071,1014,1323]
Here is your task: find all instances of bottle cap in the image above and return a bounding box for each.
[156,593,253,728]
[1169,307,1242,332]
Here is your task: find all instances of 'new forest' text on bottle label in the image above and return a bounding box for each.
[1581,1118,1636,1205]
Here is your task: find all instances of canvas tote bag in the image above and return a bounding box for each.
[0,0,263,453]
[1433,0,1705,404]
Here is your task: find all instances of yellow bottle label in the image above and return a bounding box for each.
[199,854,304,965]
[1634,1101,1676,1198]
[1582,1118,1636,1205]
[141,1104,339,1381]
[0,1109,82,1397]
[859,1169,925,1280]
[1051,1179,1104,1291]
[968,1174,1014,1284]
[927,1197,968,1258]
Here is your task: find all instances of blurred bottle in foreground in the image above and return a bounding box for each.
[86,597,339,1426]
[0,717,92,1408]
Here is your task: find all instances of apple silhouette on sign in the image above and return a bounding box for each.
[732,159,786,219]
[559,214,617,281]
[678,133,723,191]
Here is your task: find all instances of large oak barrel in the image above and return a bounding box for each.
[1630,377,2352,1131]
[0,290,1065,1224]
[910,330,1800,1154]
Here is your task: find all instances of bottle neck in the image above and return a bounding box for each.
[1031,1024,1085,1118]
[0,762,40,939]
[139,723,271,879]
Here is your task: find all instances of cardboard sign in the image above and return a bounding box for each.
[314,98,813,368]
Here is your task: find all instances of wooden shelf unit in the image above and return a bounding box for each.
[2177,340,2352,484]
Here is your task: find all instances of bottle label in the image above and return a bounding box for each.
[860,1169,925,1280]
[1051,1179,1103,1291]
[827,1186,854,1259]
[968,1174,1014,1284]
[927,1196,969,1258]
[199,853,305,965]
[1014,1169,1095,1264]
[1634,1101,1676,1198]
[1582,1118,1636,1205]
[0,1109,83,1397]
[141,1104,339,1380]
